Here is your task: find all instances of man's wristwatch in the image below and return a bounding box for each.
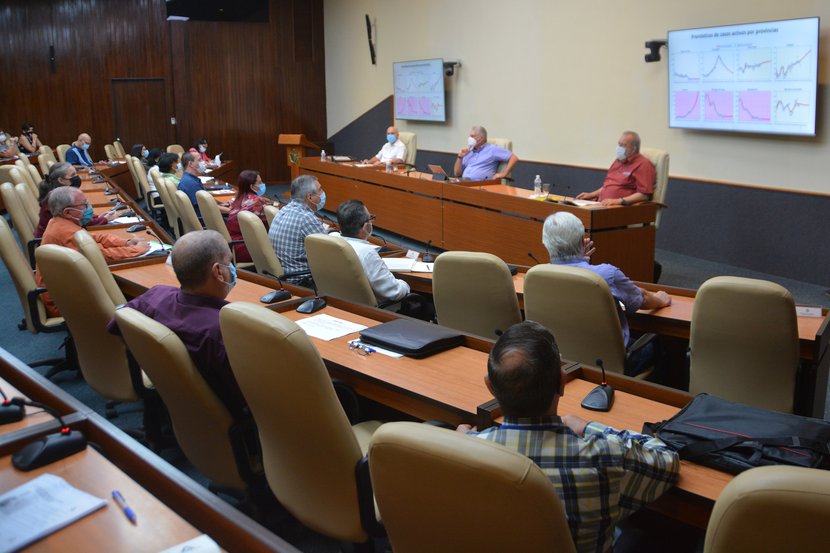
[619,198,629,206]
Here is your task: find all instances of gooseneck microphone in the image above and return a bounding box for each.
[422,240,435,263]
[145,229,171,256]
[527,252,543,265]
[296,278,327,314]
[1,387,24,424]
[580,359,615,412]
[10,398,87,471]
[261,271,293,304]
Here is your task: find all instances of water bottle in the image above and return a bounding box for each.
[320,149,327,162]
[533,175,542,197]
[385,161,392,173]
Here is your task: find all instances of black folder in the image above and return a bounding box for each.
[359,319,464,359]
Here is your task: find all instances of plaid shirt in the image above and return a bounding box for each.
[473,416,679,553]
[267,200,325,280]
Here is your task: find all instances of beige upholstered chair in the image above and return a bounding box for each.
[113,140,126,158]
[174,190,203,234]
[56,144,71,163]
[398,131,417,166]
[640,147,670,228]
[433,251,521,339]
[487,137,513,183]
[524,264,650,377]
[305,233,376,306]
[220,302,382,545]
[114,307,248,492]
[0,182,38,267]
[152,173,179,237]
[704,466,830,553]
[14,183,40,230]
[264,204,279,227]
[690,276,799,413]
[166,144,185,156]
[133,159,159,215]
[104,143,117,161]
[35,245,140,403]
[196,190,231,241]
[38,146,57,176]
[130,156,150,201]
[16,152,31,166]
[238,210,284,278]
[73,230,127,305]
[369,422,576,553]
[124,155,143,200]
[142,170,165,221]
[0,216,64,334]
[0,166,23,188]
[13,159,37,193]
[25,164,42,195]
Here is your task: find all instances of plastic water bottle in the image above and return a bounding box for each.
[533,175,542,197]
[385,161,392,173]
[320,149,327,162]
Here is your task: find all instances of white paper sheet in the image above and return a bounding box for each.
[158,534,221,553]
[382,258,416,272]
[295,314,367,341]
[410,262,434,273]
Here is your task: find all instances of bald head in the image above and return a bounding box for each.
[171,230,231,290]
[75,133,91,149]
[387,126,398,137]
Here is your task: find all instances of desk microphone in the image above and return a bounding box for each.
[422,240,435,263]
[296,278,326,314]
[527,252,543,265]
[1,387,24,424]
[9,398,87,471]
[261,271,293,304]
[580,359,614,412]
[145,229,170,255]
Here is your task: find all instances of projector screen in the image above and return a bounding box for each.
[668,17,819,136]
[393,58,446,122]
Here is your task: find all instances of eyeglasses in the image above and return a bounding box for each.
[364,214,376,225]
[69,202,91,209]
[349,340,376,355]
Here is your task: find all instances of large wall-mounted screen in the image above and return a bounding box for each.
[393,58,446,122]
[668,17,819,136]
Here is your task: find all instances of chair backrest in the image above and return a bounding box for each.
[175,190,203,234]
[433,251,521,338]
[369,422,576,553]
[640,147,670,228]
[26,164,42,197]
[35,245,137,402]
[196,190,232,241]
[131,157,154,203]
[0,182,37,265]
[114,307,246,491]
[153,173,179,235]
[220,302,368,542]
[264,204,279,227]
[524,264,627,374]
[104,144,117,161]
[704,466,830,553]
[16,152,31,166]
[690,276,799,412]
[113,140,126,158]
[14,183,40,230]
[237,210,283,277]
[38,147,56,176]
[305,233,376,306]
[56,143,71,163]
[124,155,142,199]
[487,137,513,183]
[0,166,20,187]
[167,144,185,156]
[13,159,37,191]
[397,131,417,166]
[0,216,55,333]
[73,230,127,305]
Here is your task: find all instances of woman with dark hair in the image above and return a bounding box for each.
[190,138,210,162]
[225,170,273,262]
[130,143,151,168]
[145,147,163,187]
[34,162,115,238]
[18,122,43,154]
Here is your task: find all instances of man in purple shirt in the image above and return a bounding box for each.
[107,230,246,420]
[542,212,671,374]
[453,125,518,181]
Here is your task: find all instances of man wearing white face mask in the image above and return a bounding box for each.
[362,126,407,166]
[65,133,94,167]
[453,125,518,181]
[577,131,655,206]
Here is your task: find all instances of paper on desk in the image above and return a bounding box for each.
[411,262,434,273]
[112,216,142,224]
[796,305,823,318]
[140,241,173,257]
[158,534,221,553]
[208,189,228,196]
[0,473,107,553]
[354,163,375,168]
[295,314,367,341]
[197,176,214,184]
[383,258,416,272]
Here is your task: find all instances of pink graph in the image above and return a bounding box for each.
[704,91,733,121]
[738,91,771,122]
[675,91,700,120]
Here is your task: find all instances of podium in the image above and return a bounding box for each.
[278,134,322,181]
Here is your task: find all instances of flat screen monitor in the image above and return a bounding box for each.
[393,58,446,122]
[668,17,819,136]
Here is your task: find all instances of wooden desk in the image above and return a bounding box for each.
[96,162,136,197]
[298,157,657,281]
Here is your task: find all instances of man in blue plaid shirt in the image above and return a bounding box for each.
[268,175,327,283]
[461,321,679,553]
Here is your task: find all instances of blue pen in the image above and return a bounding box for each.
[112,490,137,525]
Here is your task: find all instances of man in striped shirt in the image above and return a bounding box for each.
[461,321,679,553]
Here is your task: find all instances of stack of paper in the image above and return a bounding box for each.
[382,258,417,272]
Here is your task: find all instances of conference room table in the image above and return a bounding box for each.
[297,157,658,281]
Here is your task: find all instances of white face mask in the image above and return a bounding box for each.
[615,145,627,161]
[0,134,7,142]
[467,136,478,149]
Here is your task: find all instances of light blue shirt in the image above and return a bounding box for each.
[461,143,512,180]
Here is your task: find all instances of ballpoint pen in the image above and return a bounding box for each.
[112,490,137,525]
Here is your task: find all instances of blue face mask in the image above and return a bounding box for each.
[312,190,326,211]
[199,146,207,153]
[142,149,149,158]
[254,183,266,196]
[177,162,183,172]
[386,133,396,144]
[220,263,237,290]
[75,205,94,226]
[81,143,90,151]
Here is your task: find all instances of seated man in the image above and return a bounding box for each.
[453,125,518,181]
[577,130,655,206]
[460,321,679,553]
[336,199,409,304]
[65,133,94,167]
[177,151,204,216]
[362,126,406,166]
[34,162,116,238]
[542,211,671,373]
[0,128,20,159]
[107,230,246,421]
[268,174,326,283]
[36,186,149,316]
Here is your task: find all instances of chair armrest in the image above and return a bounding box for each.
[626,332,657,357]
[355,455,386,537]
[27,238,42,270]
[26,287,65,333]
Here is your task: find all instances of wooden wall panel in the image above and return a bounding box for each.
[0,0,326,184]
